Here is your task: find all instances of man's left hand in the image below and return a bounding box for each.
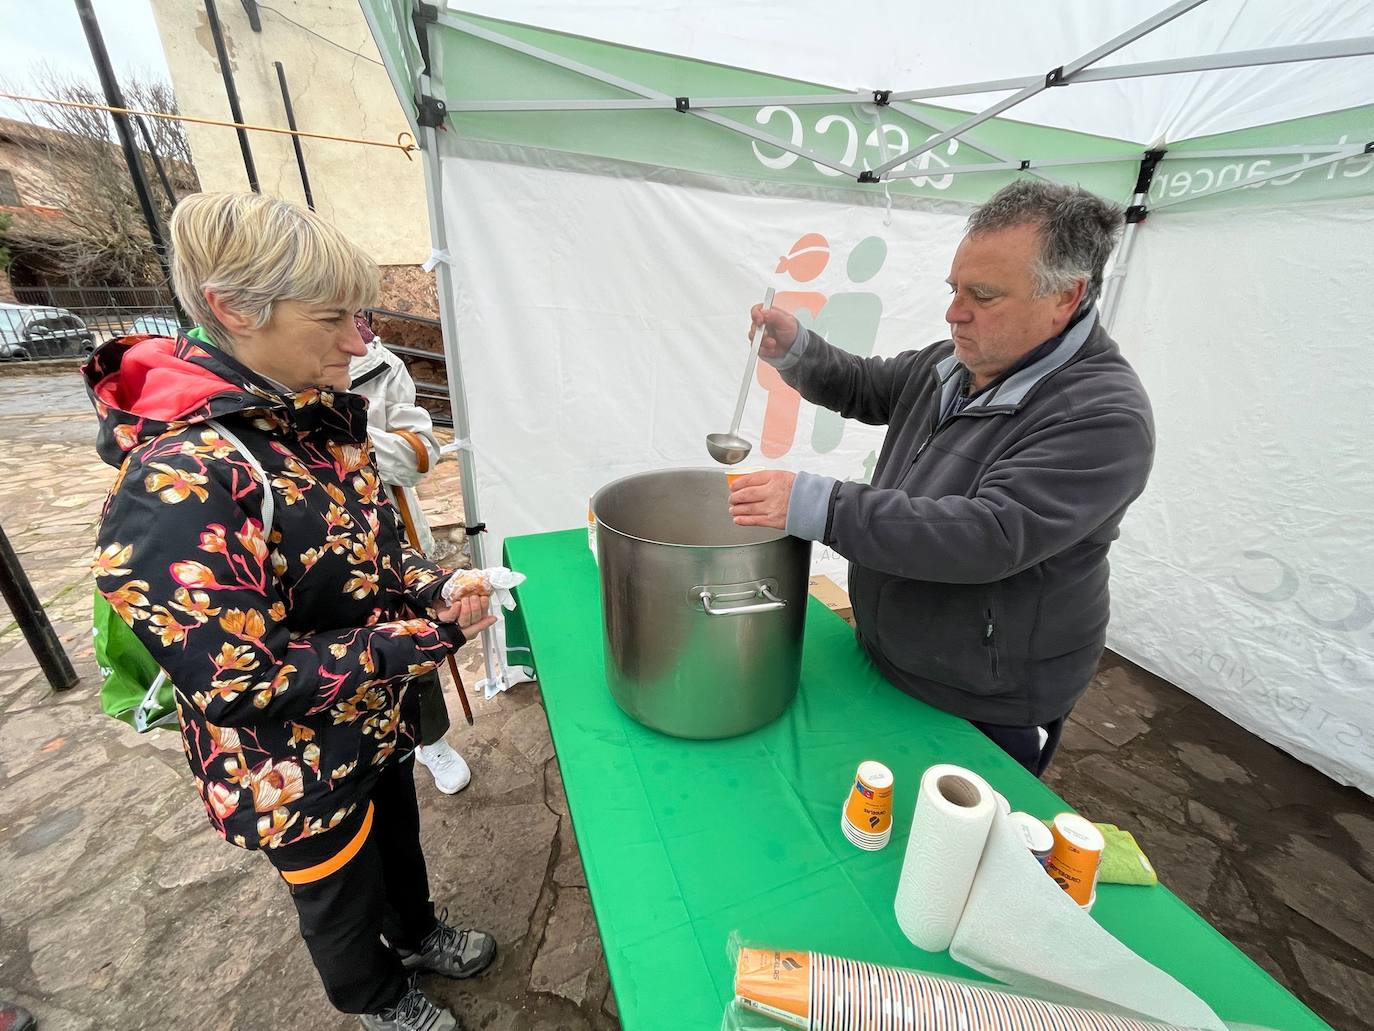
[729,470,796,530]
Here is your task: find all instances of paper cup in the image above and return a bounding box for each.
[1009,811,1054,866]
[1045,812,1105,906]
[726,466,763,488]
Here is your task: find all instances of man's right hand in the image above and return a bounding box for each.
[750,304,800,360]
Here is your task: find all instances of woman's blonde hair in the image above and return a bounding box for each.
[168,192,379,350]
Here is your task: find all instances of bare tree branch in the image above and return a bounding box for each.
[1,63,198,287]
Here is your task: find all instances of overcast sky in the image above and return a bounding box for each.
[0,0,172,123]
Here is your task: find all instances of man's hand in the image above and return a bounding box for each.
[750,304,800,361]
[436,591,497,637]
[729,470,796,530]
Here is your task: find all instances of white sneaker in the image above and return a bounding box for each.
[416,740,472,794]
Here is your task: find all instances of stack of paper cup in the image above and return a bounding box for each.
[1046,812,1105,909]
[734,946,1193,1031]
[840,760,893,850]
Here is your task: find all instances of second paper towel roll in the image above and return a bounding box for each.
[893,763,996,951]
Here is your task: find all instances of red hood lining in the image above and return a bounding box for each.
[95,336,238,422]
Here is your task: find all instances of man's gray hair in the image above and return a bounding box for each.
[966,180,1123,302]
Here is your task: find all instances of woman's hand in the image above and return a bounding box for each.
[436,591,497,636]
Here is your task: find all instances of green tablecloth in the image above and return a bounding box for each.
[504,529,1327,1031]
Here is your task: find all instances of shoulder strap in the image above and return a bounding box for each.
[206,418,275,533]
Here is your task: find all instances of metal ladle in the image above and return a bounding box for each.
[707,287,776,465]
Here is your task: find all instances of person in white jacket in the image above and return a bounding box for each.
[350,317,471,794]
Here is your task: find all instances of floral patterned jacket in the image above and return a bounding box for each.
[86,333,463,850]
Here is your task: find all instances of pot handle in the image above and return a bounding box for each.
[699,584,786,617]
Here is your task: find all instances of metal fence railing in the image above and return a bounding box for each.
[7,286,180,357]
[0,294,453,412]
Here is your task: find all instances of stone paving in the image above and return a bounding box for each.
[1,364,1372,1030]
[1046,658,1374,1030]
[0,364,617,1031]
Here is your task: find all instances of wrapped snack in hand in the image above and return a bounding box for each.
[442,570,492,604]
[442,566,527,609]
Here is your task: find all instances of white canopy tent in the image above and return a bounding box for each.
[360,0,1374,793]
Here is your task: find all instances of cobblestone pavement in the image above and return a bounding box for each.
[1,365,1371,1030]
[0,365,617,1031]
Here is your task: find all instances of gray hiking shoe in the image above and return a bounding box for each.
[358,978,458,1031]
[398,907,497,979]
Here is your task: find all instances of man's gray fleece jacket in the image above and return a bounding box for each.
[775,309,1154,726]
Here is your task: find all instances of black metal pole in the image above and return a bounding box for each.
[134,114,178,209]
[274,61,315,210]
[204,0,260,192]
[74,0,174,280]
[0,523,78,692]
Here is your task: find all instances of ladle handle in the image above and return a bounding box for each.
[728,287,777,436]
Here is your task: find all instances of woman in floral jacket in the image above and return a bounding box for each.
[88,193,493,1031]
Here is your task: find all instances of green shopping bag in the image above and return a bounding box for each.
[94,589,177,731]
[93,417,271,733]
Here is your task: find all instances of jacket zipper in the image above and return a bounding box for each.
[911,418,951,465]
[984,608,1000,680]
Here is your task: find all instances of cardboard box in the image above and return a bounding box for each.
[808,574,853,625]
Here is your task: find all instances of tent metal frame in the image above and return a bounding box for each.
[440,37,1374,113]
[431,9,1374,197]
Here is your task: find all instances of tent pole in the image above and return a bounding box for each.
[1151,144,1370,210]
[887,102,1073,188]
[1101,150,1166,332]
[412,83,501,688]
[1100,218,1141,334]
[870,0,1209,177]
[436,12,858,177]
[890,35,1374,101]
[442,30,1374,115]
[884,152,1144,180]
[1064,34,1374,85]
[1164,143,1360,159]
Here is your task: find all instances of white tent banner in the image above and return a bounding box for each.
[439,143,968,586]
[1109,196,1374,793]
[362,0,1374,792]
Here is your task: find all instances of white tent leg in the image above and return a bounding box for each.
[1100,216,1142,334]
[414,83,502,693]
[1099,151,1166,332]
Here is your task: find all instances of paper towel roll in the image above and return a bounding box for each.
[893,763,996,951]
[891,764,1225,1029]
[950,814,1225,1030]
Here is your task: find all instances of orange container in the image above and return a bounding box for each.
[1045,812,1105,906]
[842,760,894,836]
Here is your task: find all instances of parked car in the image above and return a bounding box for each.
[129,314,181,337]
[0,303,97,360]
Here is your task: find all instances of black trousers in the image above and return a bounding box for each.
[263,754,437,1014]
[972,716,1067,778]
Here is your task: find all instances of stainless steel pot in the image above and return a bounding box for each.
[592,468,812,739]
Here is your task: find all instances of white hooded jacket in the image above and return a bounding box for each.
[349,338,441,556]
